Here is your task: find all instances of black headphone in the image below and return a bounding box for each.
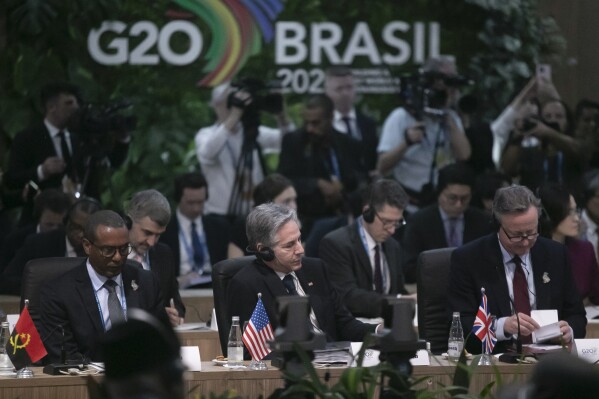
[246,245,275,262]
[124,214,133,230]
[362,204,376,223]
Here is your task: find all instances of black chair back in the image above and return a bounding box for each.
[21,257,84,328]
[211,256,254,355]
[416,247,454,354]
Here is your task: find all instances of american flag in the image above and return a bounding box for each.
[242,297,274,360]
[472,290,496,354]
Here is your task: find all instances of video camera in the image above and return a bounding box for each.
[227,77,283,135]
[399,69,472,120]
[77,100,137,135]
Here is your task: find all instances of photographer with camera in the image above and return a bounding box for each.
[501,92,582,194]
[377,56,471,213]
[4,82,131,224]
[194,79,293,223]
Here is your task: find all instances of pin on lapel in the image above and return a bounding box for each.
[131,280,139,291]
[308,282,313,287]
[542,272,550,284]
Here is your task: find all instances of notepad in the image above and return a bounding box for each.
[531,309,561,344]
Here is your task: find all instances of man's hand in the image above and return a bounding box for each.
[504,313,540,337]
[41,156,66,178]
[318,178,343,206]
[166,298,183,327]
[557,320,572,344]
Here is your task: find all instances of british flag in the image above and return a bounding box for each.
[242,297,274,360]
[472,290,496,354]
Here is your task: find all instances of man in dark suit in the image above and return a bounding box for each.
[227,203,376,352]
[319,179,411,318]
[324,66,379,178]
[0,197,102,295]
[402,163,492,283]
[125,189,185,327]
[277,94,361,232]
[0,188,71,273]
[161,172,228,288]
[448,185,586,354]
[39,210,167,363]
[4,82,130,206]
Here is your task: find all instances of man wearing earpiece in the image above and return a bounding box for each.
[125,189,185,327]
[448,185,586,354]
[227,203,376,352]
[319,179,412,318]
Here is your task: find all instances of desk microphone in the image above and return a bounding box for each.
[495,265,525,364]
[42,324,88,375]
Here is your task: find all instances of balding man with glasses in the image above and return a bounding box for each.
[448,185,586,355]
[40,210,167,364]
[320,179,412,318]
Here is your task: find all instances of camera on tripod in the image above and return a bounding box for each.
[399,69,472,120]
[76,100,137,137]
[227,77,283,132]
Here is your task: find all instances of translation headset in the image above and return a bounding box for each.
[246,245,275,262]
[124,214,133,230]
[362,203,376,223]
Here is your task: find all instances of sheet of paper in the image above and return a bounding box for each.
[181,346,202,371]
[531,309,560,344]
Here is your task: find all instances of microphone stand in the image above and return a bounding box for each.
[498,297,526,364]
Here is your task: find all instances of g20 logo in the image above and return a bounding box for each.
[88,21,202,65]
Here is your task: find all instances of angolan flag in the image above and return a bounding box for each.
[7,306,47,369]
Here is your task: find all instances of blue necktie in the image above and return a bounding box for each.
[191,222,204,272]
[282,274,298,295]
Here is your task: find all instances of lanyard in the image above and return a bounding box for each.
[329,148,341,180]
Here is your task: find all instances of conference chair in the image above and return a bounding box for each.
[416,247,454,354]
[211,256,254,355]
[20,257,84,328]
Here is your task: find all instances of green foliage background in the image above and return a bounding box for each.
[0,0,564,210]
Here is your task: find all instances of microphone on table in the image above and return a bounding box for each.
[42,324,88,375]
[498,296,524,364]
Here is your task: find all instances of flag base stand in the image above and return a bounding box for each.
[248,360,268,370]
[16,366,34,378]
[477,353,494,366]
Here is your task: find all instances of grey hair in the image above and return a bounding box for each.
[422,55,456,73]
[126,189,171,227]
[84,210,126,242]
[246,203,300,249]
[492,185,540,222]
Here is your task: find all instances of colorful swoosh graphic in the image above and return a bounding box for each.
[173,0,284,87]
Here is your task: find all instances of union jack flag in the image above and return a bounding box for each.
[242,297,274,360]
[472,289,496,354]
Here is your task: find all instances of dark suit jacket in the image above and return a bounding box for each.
[147,243,185,317]
[0,229,68,295]
[448,234,587,354]
[161,214,229,275]
[4,122,129,197]
[277,129,360,219]
[319,222,408,317]
[39,261,167,363]
[0,223,36,273]
[227,257,375,351]
[355,111,379,173]
[402,205,492,283]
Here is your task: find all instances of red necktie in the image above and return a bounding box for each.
[512,256,532,344]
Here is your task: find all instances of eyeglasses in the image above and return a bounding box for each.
[375,212,406,229]
[443,193,472,205]
[87,239,132,258]
[501,227,539,243]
